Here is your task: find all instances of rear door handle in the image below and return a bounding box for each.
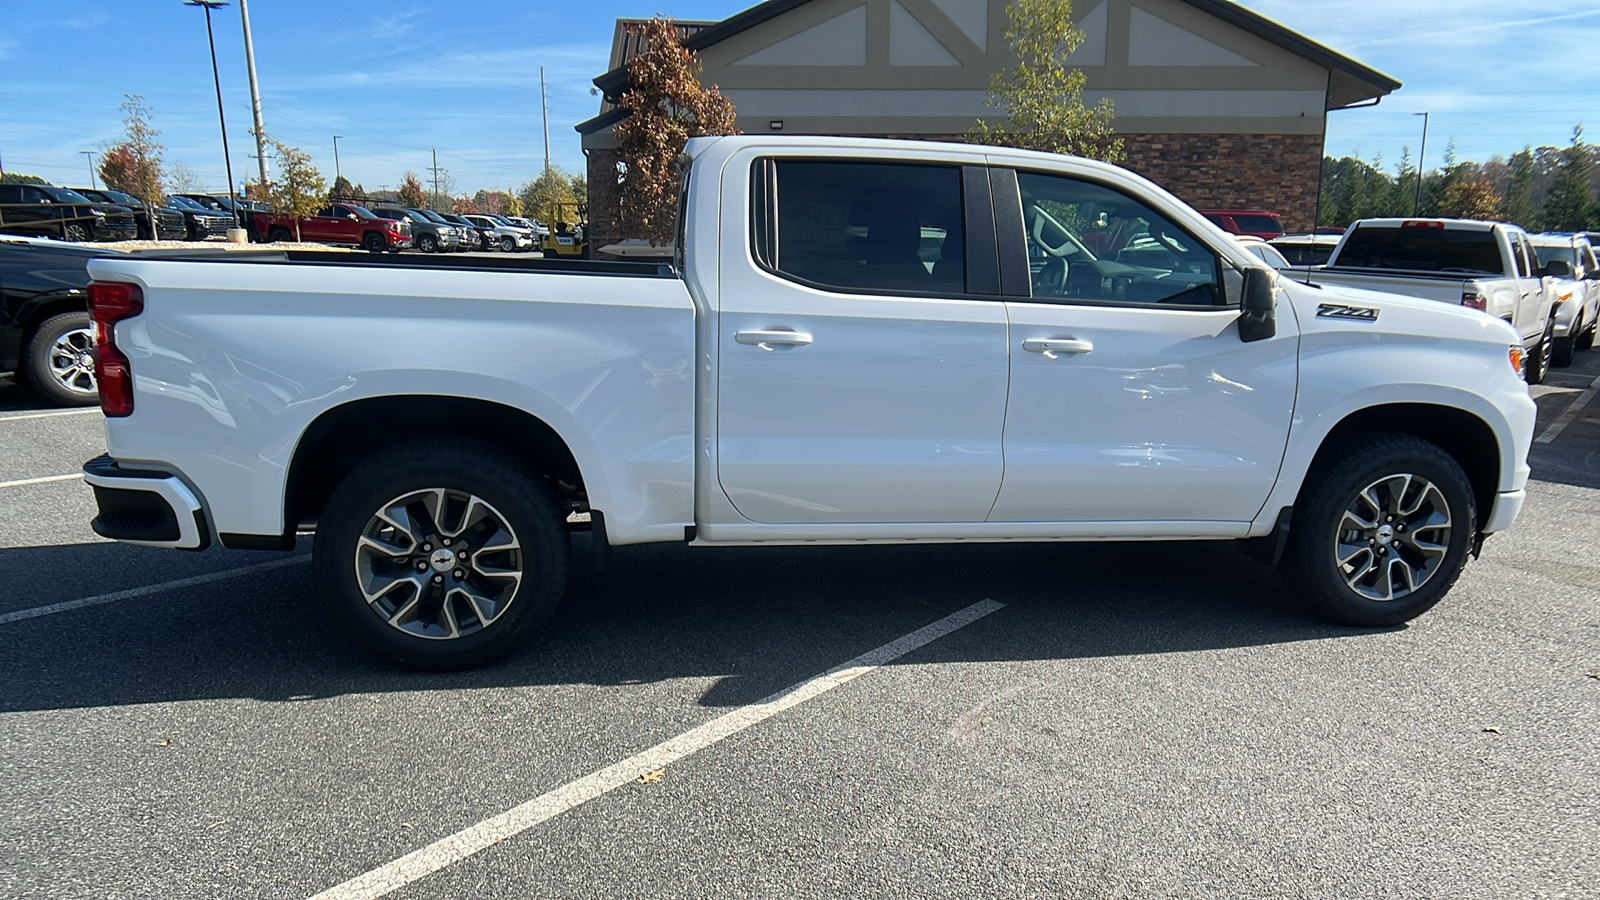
[1023,337,1094,359]
[735,328,813,351]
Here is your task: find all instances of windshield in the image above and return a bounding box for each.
[417,210,449,223]
[345,205,377,218]
[1334,226,1503,274]
[1532,243,1578,269]
[102,189,139,205]
[43,187,94,204]
[166,196,202,210]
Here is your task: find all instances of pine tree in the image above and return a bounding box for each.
[1500,147,1537,229]
[1540,125,1595,231]
[328,175,356,201]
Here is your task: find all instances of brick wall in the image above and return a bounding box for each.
[585,131,1325,253]
[1120,133,1323,234]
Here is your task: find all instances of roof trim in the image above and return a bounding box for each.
[575,106,630,136]
[590,0,1401,111]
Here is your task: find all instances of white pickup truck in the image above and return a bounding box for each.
[1296,218,1560,382]
[82,137,1536,670]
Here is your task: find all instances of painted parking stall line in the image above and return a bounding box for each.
[0,408,102,422]
[0,556,310,625]
[1535,373,1600,444]
[307,599,1007,900]
[0,472,83,490]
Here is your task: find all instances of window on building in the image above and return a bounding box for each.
[1016,171,1223,306]
[758,160,966,295]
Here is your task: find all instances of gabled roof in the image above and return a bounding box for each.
[577,0,1401,135]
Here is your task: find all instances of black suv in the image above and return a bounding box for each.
[164,196,232,241]
[73,188,187,241]
[0,184,139,242]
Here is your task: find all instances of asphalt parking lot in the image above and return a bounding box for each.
[1,351,1596,899]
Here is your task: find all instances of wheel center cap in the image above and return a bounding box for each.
[1375,524,1394,545]
[78,353,94,368]
[429,548,458,572]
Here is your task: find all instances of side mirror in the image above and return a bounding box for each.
[1541,259,1572,279]
[1239,267,1277,343]
[347,213,358,220]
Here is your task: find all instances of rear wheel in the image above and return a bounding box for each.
[1553,324,1576,368]
[362,232,386,253]
[1279,433,1474,627]
[1579,314,1596,351]
[24,312,99,407]
[313,439,569,670]
[268,226,292,243]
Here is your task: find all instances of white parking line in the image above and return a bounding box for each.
[0,408,101,422]
[1535,373,1600,444]
[0,473,84,490]
[307,598,1007,900]
[0,556,309,626]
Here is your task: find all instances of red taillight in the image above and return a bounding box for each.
[1402,220,1445,229]
[1461,291,1486,311]
[87,281,144,417]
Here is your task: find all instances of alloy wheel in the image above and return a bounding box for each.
[353,488,523,640]
[1334,473,1452,601]
[47,327,98,396]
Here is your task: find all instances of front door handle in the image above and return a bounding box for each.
[735,329,813,351]
[1023,337,1094,359]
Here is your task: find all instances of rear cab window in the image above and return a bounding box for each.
[1334,225,1503,274]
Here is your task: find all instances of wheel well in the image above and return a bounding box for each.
[17,297,90,376]
[284,396,586,533]
[1303,404,1499,531]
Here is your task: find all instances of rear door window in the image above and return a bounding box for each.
[756,160,966,295]
[1232,215,1283,236]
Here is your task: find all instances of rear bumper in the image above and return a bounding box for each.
[82,455,210,550]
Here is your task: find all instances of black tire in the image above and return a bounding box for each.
[268,226,292,243]
[1552,331,1575,368]
[24,312,100,407]
[312,438,570,671]
[62,221,90,242]
[418,234,438,253]
[1279,433,1475,627]
[1524,321,1554,384]
[362,232,385,253]
[499,235,515,253]
[1579,315,1595,352]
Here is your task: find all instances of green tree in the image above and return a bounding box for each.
[266,138,326,242]
[99,94,165,235]
[1540,124,1595,231]
[502,188,523,218]
[967,0,1120,162]
[397,171,426,209]
[520,165,580,227]
[613,17,738,245]
[1500,147,1537,228]
[328,174,356,201]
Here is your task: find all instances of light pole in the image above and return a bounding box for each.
[237,0,269,189]
[332,135,343,183]
[79,151,97,189]
[1412,111,1430,216]
[185,0,240,230]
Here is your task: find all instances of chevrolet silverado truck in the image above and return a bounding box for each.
[1296,218,1560,383]
[80,137,1536,670]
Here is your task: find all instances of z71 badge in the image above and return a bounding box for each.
[1316,303,1379,322]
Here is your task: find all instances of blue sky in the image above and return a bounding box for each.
[1,1,1594,195]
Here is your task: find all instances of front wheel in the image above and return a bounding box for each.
[362,232,386,253]
[418,234,438,253]
[24,312,99,406]
[1524,322,1554,384]
[1279,433,1475,627]
[499,235,516,253]
[312,439,570,670]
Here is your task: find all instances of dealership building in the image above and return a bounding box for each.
[577,0,1401,251]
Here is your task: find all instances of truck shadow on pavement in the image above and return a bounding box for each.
[0,537,1375,715]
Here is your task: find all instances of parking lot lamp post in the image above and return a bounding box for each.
[1413,111,1429,216]
[333,135,343,182]
[79,151,97,190]
[185,0,240,230]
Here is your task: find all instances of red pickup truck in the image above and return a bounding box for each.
[254,202,412,252]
